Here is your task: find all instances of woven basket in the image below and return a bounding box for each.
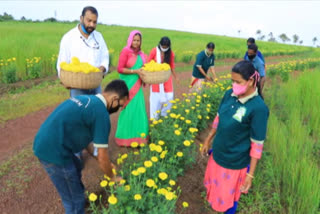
[140,69,171,84]
[60,69,103,89]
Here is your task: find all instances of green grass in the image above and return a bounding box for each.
[0,21,315,79]
[262,68,320,214]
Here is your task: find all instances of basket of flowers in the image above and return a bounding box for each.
[140,60,171,84]
[60,57,102,89]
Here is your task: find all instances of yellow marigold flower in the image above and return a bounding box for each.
[165,192,174,200]
[121,153,128,160]
[151,156,158,162]
[140,143,145,147]
[177,152,183,157]
[159,172,168,180]
[89,193,98,202]
[185,109,190,114]
[174,124,179,128]
[203,94,208,98]
[125,185,131,191]
[134,151,140,155]
[196,104,200,107]
[146,179,155,187]
[169,179,176,186]
[132,170,140,176]
[108,194,118,205]
[182,93,187,97]
[189,127,198,134]
[166,110,171,113]
[192,92,197,96]
[112,168,117,175]
[137,167,146,174]
[104,175,111,181]
[206,116,210,120]
[163,103,168,107]
[198,115,202,119]
[144,160,153,168]
[158,119,163,123]
[185,120,191,124]
[134,194,142,200]
[170,113,177,118]
[140,133,146,138]
[160,150,168,159]
[158,140,165,145]
[172,105,177,109]
[182,201,189,208]
[169,100,176,104]
[100,180,108,187]
[185,99,191,103]
[183,140,191,147]
[12,57,16,61]
[149,143,157,151]
[120,179,126,185]
[180,117,185,121]
[153,120,158,125]
[207,104,211,107]
[155,145,163,153]
[191,106,195,110]
[156,110,160,114]
[157,188,168,195]
[206,108,210,112]
[174,130,181,136]
[109,181,115,187]
[131,142,139,148]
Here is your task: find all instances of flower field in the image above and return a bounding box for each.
[88,77,231,213]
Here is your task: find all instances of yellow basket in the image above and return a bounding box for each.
[60,69,103,89]
[140,70,171,84]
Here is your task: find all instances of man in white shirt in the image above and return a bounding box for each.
[57,6,109,97]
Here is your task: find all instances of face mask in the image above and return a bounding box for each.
[232,82,249,96]
[248,54,256,60]
[81,23,94,35]
[205,49,213,56]
[232,71,260,96]
[108,99,121,114]
[160,46,169,52]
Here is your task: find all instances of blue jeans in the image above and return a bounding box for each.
[70,86,101,158]
[70,86,102,98]
[39,156,85,214]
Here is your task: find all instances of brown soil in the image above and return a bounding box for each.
[0,56,287,214]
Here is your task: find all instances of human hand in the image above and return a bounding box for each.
[200,140,211,157]
[240,175,253,193]
[205,76,212,81]
[60,81,71,90]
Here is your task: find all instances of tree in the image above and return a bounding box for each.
[259,35,266,40]
[238,30,241,37]
[256,29,261,36]
[293,34,299,44]
[279,33,290,43]
[268,32,277,42]
[0,12,14,21]
[312,37,318,46]
[299,40,303,45]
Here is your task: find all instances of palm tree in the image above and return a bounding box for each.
[312,37,318,46]
[293,34,299,44]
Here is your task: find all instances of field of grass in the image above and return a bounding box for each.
[0,21,315,81]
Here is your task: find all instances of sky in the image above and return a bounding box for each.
[1,1,320,47]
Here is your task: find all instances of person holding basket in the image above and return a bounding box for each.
[147,36,178,119]
[115,30,149,146]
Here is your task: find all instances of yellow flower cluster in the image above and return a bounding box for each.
[60,57,100,74]
[142,60,170,72]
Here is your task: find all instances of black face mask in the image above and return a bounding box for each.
[108,99,121,114]
[248,54,256,60]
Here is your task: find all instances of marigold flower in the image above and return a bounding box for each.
[140,133,146,138]
[165,192,174,200]
[151,156,159,162]
[185,120,191,124]
[182,201,189,208]
[125,185,131,191]
[159,172,168,180]
[100,180,108,187]
[169,179,176,186]
[158,140,165,145]
[177,152,183,157]
[108,194,118,205]
[175,130,181,136]
[144,160,153,168]
[131,170,139,176]
[131,142,139,148]
[89,193,97,202]
[146,179,155,187]
[183,140,191,147]
[137,167,146,174]
[134,194,142,200]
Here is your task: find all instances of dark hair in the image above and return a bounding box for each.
[82,6,98,17]
[247,37,255,44]
[158,36,172,64]
[206,42,215,49]
[248,44,258,53]
[232,60,263,98]
[104,80,129,99]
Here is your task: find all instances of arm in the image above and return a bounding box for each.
[98,34,109,75]
[209,66,217,81]
[170,52,178,83]
[57,36,70,78]
[117,50,144,76]
[197,66,211,81]
[201,115,219,156]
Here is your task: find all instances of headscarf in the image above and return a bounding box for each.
[123,30,146,63]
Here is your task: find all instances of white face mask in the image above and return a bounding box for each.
[160,46,169,52]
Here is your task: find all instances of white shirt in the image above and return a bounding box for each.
[57,25,109,77]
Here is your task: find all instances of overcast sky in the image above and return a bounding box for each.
[1,1,319,46]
